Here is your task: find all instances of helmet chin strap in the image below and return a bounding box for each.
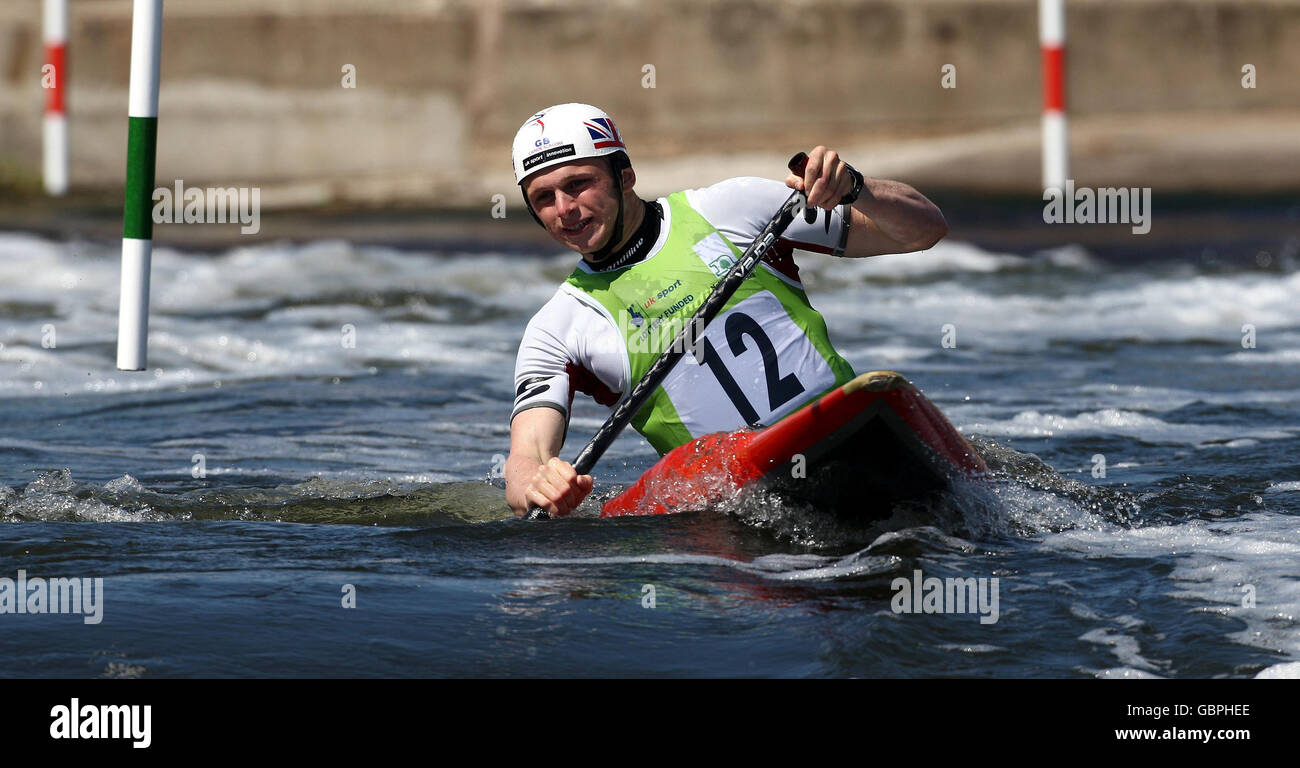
[582,156,629,266]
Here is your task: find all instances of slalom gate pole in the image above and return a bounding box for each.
[1039,0,1068,192]
[43,0,68,196]
[117,0,164,371]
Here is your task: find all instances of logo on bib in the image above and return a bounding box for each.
[693,234,738,278]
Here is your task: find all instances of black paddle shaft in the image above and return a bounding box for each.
[525,153,814,520]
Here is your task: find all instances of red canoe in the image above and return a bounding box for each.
[601,371,987,519]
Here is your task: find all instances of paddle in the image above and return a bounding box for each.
[525,153,815,520]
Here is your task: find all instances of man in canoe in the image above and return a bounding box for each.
[505,103,948,517]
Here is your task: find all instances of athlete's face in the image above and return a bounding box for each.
[523,159,623,255]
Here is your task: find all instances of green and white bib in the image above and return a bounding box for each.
[565,191,855,454]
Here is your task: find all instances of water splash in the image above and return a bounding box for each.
[0,469,512,525]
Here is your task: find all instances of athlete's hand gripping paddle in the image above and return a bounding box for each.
[525,154,814,520]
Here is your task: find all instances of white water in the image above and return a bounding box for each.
[5,231,1298,399]
[1043,512,1300,676]
[3,229,1299,676]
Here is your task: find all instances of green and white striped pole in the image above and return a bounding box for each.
[117,0,163,371]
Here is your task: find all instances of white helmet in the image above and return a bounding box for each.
[511,103,628,185]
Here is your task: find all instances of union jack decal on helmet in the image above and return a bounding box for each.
[585,118,624,149]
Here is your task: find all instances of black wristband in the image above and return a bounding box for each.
[840,164,864,206]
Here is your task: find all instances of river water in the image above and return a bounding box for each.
[2,216,1298,678]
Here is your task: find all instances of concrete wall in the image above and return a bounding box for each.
[1,0,1298,198]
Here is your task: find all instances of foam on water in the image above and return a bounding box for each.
[1255,662,1300,679]
[1080,627,1164,673]
[1215,348,1300,365]
[807,239,1048,281]
[0,233,575,398]
[1072,383,1300,413]
[966,408,1296,446]
[5,231,1298,402]
[809,244,1300,354]
[1041,512,1300,661]
[1094,667,1164,679]
[511,550,903,582]
[936,643,1008,654]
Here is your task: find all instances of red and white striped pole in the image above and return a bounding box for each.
[43,0,68,196]
[1039,0,1068,191]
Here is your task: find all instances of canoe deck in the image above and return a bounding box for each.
[601,371,986,519]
